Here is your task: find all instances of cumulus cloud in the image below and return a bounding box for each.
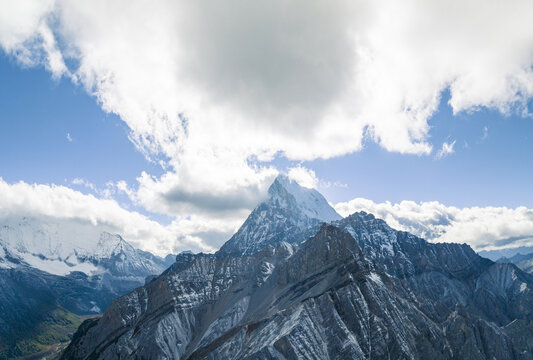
[0,0,67,78]
[2,0,533,249]
[0,0,53,51]
[2,2,533,186]
[0,177,223,255]
[335,198,533,252]
[133,158,278,217]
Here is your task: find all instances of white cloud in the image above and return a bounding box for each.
[0,0,54,51]
[2,0,533,248]
[66,132,72,142]
[287,165,348,190]
[38,22,68,79]
[0,0,67,78]
[2,2,532,172]
[335,198,533,252]
[435,140,456,159]
[133,155,278,217]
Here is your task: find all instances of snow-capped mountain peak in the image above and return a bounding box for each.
[269,175,341,222]
[92,232,136,260]
[0,217,174,281]
[219,175,341,255]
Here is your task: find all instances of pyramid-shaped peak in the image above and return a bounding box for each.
[268,174,341,222]
[218,175,341,255]
[98,232,124,246]
[96,232,136,258]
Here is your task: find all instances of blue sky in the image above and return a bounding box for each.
[312,94,533,208]
[1,0,533,254]
[0,55,161,187]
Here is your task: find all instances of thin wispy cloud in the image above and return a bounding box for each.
[435,140,456,159]
[481,126,489,141]
[66,132,72,142]
[71,177,95,191]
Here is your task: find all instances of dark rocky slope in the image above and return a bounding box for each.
[64,223,533,359]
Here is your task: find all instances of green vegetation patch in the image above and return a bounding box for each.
[0,306,83,359]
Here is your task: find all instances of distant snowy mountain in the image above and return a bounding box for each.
[0,227,176,319]
[219,175,341,254]
[0,217,173,280]
[496,252,533,274]
[0,217,177,358]
[479,246,533,261]
[0,216,106,260]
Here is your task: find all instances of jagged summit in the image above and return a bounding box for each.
[92,232,135,259]
[269,175,341,222]
[218,174,341,255]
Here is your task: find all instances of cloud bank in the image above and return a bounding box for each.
[335,198,533,252]
[0,178,234,255]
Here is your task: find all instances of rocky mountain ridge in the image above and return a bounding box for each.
[63,177,533,359]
